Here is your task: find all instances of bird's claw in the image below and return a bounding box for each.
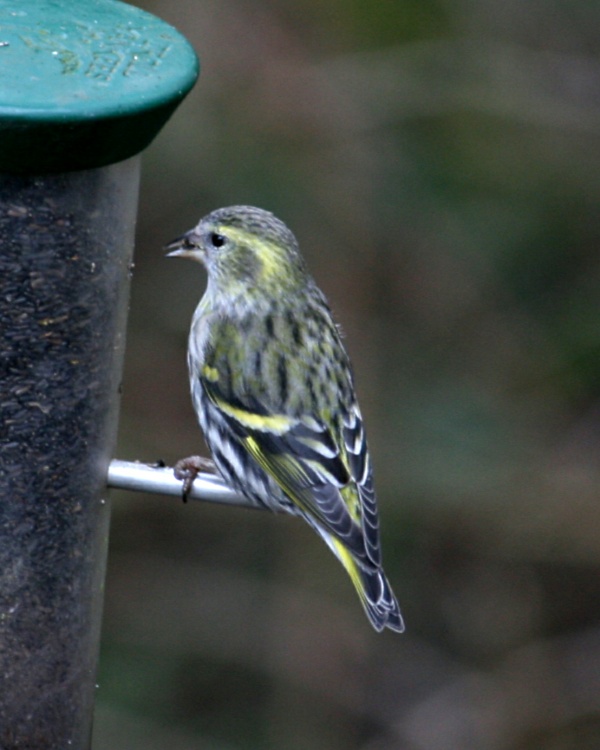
[173,455,216,502]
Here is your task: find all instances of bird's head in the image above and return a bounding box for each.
[166,206,309,302]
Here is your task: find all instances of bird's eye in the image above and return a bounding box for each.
[209,232,226,248]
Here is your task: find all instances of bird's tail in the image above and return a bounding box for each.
[329,537,405,633]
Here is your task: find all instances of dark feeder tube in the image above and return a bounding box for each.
[0,1,198,746]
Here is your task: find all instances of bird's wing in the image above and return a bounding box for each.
[202,375,380,567]
[341,403,382,566]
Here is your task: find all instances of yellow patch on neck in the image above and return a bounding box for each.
[217,225,282,279]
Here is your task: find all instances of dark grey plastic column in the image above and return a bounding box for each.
[0,1,198,746]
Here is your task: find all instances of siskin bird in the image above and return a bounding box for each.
[166,206,404,632]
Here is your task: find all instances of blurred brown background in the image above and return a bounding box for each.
[93,1,600,748]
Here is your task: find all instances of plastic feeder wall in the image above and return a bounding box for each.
[0,1,198,746]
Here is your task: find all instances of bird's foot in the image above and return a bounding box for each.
[173,455,216,502]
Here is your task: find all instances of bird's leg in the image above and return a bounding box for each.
[173,455,216,502]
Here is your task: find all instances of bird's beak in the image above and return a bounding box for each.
[164,230,199,258]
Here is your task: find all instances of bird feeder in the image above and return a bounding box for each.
[0,1,198,746]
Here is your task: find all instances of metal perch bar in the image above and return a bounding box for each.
[107,459,256,508]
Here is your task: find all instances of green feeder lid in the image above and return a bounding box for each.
[0,0,199,173]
